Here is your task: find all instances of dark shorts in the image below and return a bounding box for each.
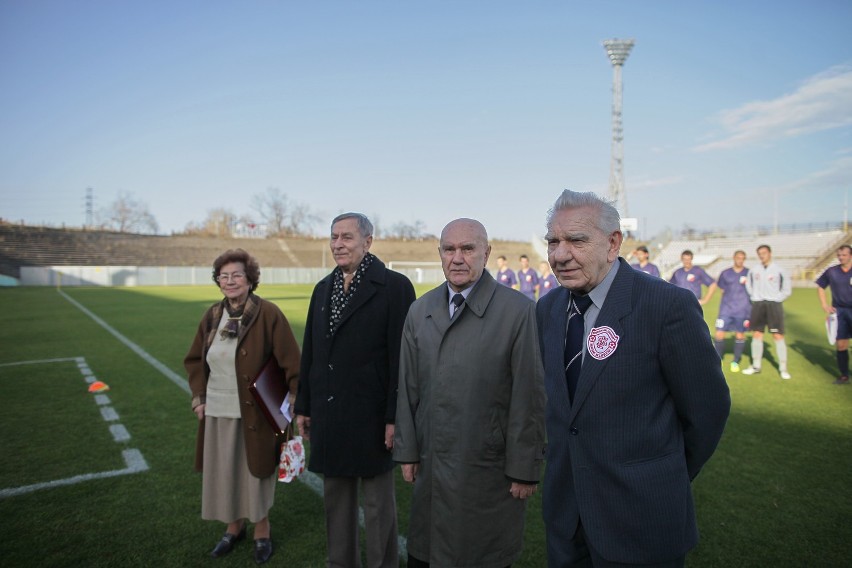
[837,307,852,340]
[715,316,749,333]
[749,301,784,334]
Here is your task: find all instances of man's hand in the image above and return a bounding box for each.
[384,424,395,451]
[509,482,538,500]
[402,463,420,483]
[296,415,311,441]
[193,403,205,421]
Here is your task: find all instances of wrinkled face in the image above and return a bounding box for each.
[331,218,372,273]
[757,247,771,266]
[733,252,746,269]
[218,261,250,305]
[546,206,622,294]
[440,220,491,292]
[681,254,694,270]
[838,248,852,266]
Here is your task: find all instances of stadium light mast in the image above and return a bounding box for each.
[603,38,634,219]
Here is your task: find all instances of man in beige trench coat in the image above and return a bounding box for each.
[394,218,547,568]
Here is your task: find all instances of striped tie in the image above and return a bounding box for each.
[564,293,593,403]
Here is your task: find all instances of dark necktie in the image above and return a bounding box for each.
[451,293,464,317]
[564,293,593,403]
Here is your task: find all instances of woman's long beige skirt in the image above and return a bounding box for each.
[201,416,275,523]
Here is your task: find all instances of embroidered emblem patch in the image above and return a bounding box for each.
[587,326,619,360]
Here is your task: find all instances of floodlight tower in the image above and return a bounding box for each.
[603,38,634,217]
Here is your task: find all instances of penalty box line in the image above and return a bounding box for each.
[0,356,149,499]
[57,289,409,559]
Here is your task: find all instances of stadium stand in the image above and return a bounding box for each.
[650,230,851,282]
[0,224,543,282]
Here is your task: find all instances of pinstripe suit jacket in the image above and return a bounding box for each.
[536,258,730,565]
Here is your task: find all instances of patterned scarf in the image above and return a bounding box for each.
[328,253,375,335]
[218,293,255,340]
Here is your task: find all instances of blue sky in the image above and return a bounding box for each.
[2,0,851,241]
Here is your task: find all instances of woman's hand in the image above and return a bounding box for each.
[193,403,205,421]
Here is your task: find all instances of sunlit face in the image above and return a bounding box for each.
[520,257,530,269]
[497,257,507,269]
[539,261,550,275]
[331,218,372,273]
[757,247,771,266]
[218,261,250,305]
[681,254,694,270]
[733,252,746,269]
[837,247,852,267]
[546,206,622,294]
[636,250,649,263]
[440,219,491,292]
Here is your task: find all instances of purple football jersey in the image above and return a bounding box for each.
[669,266,714,299]
[496,268,517,288]
[518,268,540,300]
[717,267,751,318]
[816,264,852,308]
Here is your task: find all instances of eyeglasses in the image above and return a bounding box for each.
[217,272,246,283]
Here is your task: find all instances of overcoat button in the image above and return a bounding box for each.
[569,427,579,435]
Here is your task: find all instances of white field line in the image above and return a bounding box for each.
[56,289,408,558]
[0,357,149,498]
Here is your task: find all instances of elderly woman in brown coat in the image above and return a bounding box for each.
[185,249,300,564]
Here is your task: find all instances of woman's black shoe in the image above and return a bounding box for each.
[210,526,246,558]
[254,538,273,564]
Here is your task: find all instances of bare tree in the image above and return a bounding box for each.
[98,192,158,234]
[251,187,319,237]
[387,219,427,240]
[184,208,237,236]
[252,188,289,235]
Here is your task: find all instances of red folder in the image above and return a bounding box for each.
[248,356,289,436]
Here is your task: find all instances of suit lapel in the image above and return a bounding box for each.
[570,259,635,418]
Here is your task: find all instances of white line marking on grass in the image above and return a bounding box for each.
[0,449,149,498]
[0,357,81,367]
[100,407,119,421]
[57,291,409,559]
[110,424,131,442]
[58,289,190,394]
[0,357,148,499]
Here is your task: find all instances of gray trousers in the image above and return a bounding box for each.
[323,469,398,568]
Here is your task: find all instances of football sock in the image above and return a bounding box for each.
[838,349,849,376]
[751,339,763,369]
[774,338,788,371]
[733,339,745,363]
[714,339,725,358]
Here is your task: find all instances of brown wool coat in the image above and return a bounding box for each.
[185,295,301,478]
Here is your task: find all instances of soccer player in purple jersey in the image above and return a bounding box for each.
[669,250,717,305]
[629,245,661,278]
[517,254,540,300]
[714,251,751,372]
[816,244,852,385]
[538,260,558,300]
[495,255,517,288]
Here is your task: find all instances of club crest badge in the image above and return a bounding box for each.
[587,326,619,360]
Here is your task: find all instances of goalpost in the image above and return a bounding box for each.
[386,261,444,284]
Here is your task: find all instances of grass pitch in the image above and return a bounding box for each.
[0,285,849,566]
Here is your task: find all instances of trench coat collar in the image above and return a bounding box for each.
[426,269,498,333]
[204,293,262,351]
[569,257,635,420]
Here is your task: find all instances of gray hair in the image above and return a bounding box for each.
[331,212,373,238]
[546,190,621,234]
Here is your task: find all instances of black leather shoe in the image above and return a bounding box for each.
[210,526,246,558]
[254,538,273,564]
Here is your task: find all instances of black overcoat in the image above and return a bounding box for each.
[295,257,415,477]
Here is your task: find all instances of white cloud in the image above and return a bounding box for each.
[694,65,852,152]
[776,149,852,195]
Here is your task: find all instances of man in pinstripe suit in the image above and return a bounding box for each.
[536,190,730,567]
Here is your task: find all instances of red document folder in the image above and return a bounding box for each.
[248,356,289,436]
